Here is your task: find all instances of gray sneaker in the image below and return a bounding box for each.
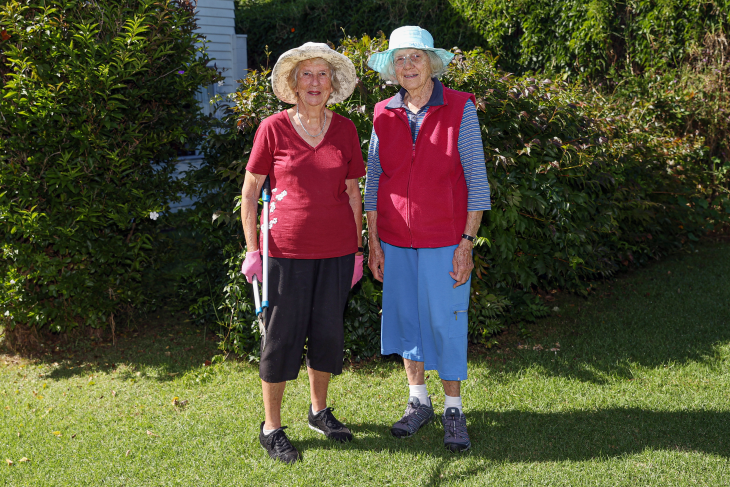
[391,396,435,438]
[442,407,471,452]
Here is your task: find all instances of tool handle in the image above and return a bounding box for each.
[262,177,271,201]
[252,276,262,316]
[261,176,270,309]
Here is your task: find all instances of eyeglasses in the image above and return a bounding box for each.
[393,52,425,67]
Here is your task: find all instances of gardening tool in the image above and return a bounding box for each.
[251,177,271,348]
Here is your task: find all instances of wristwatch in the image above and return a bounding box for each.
[461,234,475,242]
[357,246,364,253]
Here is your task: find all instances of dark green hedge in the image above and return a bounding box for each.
[236,0,728,78]
[235,0,483,71]
[236,0,730,201]
[0,0,219,340]
[181,34,729,360]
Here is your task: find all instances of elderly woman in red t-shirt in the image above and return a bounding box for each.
[239,43,364,464]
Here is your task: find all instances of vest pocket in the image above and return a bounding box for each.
[449,305,469,338]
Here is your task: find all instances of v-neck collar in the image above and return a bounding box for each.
[385,78,445,111]
[283,109,333,151]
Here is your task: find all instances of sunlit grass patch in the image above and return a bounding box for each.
[1,243,729,486]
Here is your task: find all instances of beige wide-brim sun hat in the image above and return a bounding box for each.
[271,42,357,105]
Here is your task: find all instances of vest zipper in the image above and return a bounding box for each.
[396,109,414,247]
[407,141,415,247]
[401,104,440,248]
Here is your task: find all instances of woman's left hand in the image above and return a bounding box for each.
[449,241,474,288]
[352,254,364,288]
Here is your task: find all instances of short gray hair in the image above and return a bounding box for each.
[378,50,446,84]
[287,57,342,99]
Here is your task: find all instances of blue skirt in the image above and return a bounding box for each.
[380,242,471,381]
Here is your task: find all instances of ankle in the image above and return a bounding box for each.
[311,404,327,415]
[409,384,430,406]
[444,394,463,414]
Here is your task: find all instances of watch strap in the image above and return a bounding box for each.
[461,234,475,242]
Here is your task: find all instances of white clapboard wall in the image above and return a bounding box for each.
[171,0,248,211]
[194,0,248,116]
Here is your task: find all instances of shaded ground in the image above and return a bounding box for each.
[1,311,221,381]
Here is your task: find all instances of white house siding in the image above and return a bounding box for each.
[194,0,247,104]
[170,0,247,211]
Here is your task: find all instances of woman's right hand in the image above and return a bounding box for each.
[368,243,385,282]
[241,250,263,283]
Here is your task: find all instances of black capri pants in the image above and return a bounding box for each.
[259,254,355,383]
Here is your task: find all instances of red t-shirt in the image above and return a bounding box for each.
[246,110,366,259]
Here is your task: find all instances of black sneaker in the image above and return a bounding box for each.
[442,407,471,452]
[308,406,353,443]
[259,421,300,464]
[391,396,435,438]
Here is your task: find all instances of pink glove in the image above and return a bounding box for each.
[241,250,263,284]
[351,254,363,288]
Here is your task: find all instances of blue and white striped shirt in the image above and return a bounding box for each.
[364,79,491,212]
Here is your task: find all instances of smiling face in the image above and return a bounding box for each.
[393,48,432,93]
[295,58,333,107]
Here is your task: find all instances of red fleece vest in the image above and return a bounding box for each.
[373,87,476,248]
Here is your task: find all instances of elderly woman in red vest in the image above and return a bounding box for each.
[365,26,491,452]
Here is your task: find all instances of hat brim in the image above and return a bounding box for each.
[271,45,358,105]
[367,47,455,75]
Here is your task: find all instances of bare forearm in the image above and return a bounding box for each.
[366,210,384,281]
[366,211,380,248]
[241,171,268,252]
[463,211,482,238]
[347,180,363,249]
[242,198,259,251]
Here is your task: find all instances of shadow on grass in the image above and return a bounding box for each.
[297,408,728,481]
[12,313,224,383]
[469,408,730,460]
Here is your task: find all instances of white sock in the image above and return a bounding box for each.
[262,427,276,436]
[444,394,463,414]
[409,384,430,406]
[311,404,326,415]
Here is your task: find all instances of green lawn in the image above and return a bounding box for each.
[2,243,729,486]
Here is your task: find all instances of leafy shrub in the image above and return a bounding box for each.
[237,0,730,170]
[601,30,730,189]
[181,34,728,360]
[0,0,219,344]
[236,0,728,78]
[234,0,483,71]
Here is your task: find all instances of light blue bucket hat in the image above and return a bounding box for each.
[367,26,455,74]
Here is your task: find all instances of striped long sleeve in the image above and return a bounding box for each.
[364,127,381,212]
[458,100,491,211]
